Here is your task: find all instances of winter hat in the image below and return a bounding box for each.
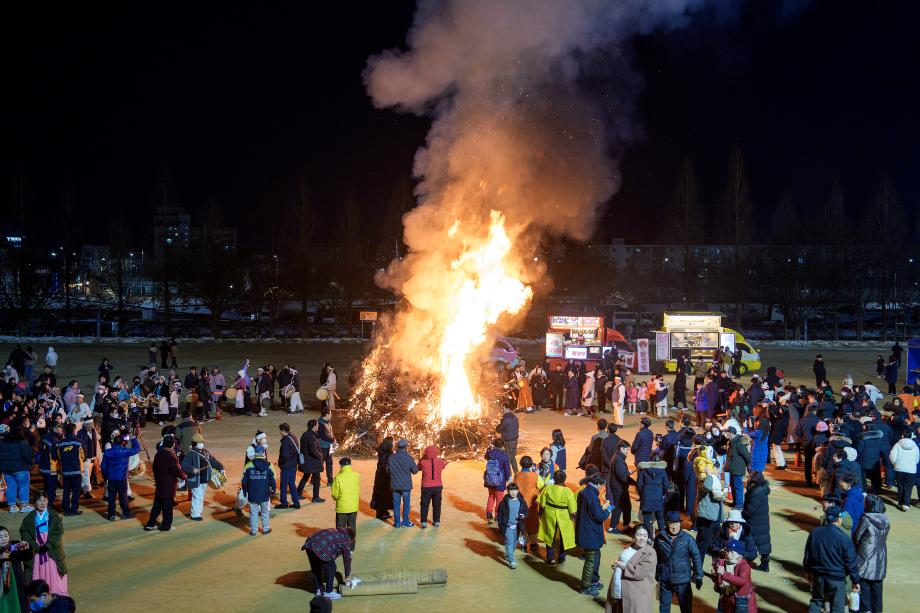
[859,416,873,424]
[815,421,829,432]
[844,447,858,462]
[665,511,682,524]
[192,433,205,443]
[725,509,746,524]
[725,539,745,554]
[726,426,738,435]
[310,596,333,613]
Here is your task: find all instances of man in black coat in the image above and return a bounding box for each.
[549,364,566,410]
[769,400,790,470]
[741,472,772,571]
[813,354,827,388]
[654,511,704,613]
[856,420,885,493]
[796,409,820,486]
[495,407,520,475]
[803,505,860,613]
[605,440,633,534]
[297,420,325,503]
[277,423,302,509]
[600,423,622,473]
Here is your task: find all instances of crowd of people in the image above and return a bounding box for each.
[2,341,917,611]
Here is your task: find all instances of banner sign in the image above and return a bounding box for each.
[636,339,650,374]
[655,332,671,361]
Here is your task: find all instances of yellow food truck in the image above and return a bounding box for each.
[656,311,761,374]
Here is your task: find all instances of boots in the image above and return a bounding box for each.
[757,556,770,572]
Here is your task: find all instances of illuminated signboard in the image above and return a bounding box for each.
[549,315,602,330]
[545,332,565,358]
[662,313,721,331]
[564,346,588,360]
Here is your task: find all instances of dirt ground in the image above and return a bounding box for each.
[17,341,913,612]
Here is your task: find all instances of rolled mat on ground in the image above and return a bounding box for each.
[341,578,418,596]
[356,568,448,586]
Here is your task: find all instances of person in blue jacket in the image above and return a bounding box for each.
[575,473,610,597]
[839,473,864,536]
[100,433,141,520]
[242,448,277,535]
[631,417,654,465]
[745,416,771,473]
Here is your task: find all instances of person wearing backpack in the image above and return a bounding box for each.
[418,445,446,528]
[484,438,512,523]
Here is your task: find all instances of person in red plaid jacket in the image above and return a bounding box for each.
[302,527,355,600]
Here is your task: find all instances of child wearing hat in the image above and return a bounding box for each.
[713,538,758,612]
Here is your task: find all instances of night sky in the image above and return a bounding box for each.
[2,1,918,248]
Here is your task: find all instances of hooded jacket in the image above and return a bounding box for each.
[857,428,885,469]
[496,411,519,441]
[889,437,919,473]
[496,491,529,537]
[654,530,703,585]
[841,485,864,536]
[725,435,752,476]
[100,438,140,481]
[418,445,446,488]
[636,461,670,512]
[854,512,889,581]
[741,480,771,556]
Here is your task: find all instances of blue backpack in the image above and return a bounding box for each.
[484,457,504,487]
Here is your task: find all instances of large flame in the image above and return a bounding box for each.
[434,210,532,425]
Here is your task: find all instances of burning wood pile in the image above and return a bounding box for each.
[338,352,500,459]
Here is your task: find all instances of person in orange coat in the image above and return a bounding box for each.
[713,538,758,613]
[514,455,545,554]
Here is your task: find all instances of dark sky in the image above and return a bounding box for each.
[2,1,919,248]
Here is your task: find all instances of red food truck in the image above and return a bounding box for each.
[544,315,636,371]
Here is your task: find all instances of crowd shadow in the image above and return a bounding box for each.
[462,537,504,563]
[521,555,580,592]
[447,492,482,517]
[779,507,819,532]
[757,582,811,611]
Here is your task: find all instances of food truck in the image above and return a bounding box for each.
[544,315,636,370]
[655,311,761,374]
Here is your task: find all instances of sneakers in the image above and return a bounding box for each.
[20,505,35,513]
[311,498,325,504]
[144,525,157,531]
[508,560,517,569]
[7,505,19,513]
[580,587,599,597]
[606,527,622,534]
[592,582,604,590]
[263,529,272,534]
[107,515,117,521]
[121,513,131,520]
[433,521,440,527]
[322,592,342,601]
[190,516,203,522]
[276,504,289,509]
[250,530,257,536]
[402,521,415,528]
[420,522,428,529]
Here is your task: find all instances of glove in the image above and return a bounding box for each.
[695,578,703,590]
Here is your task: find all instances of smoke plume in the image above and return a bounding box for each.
[363,0,711,384]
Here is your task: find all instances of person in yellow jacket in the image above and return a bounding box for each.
[537,469,577,564]
[331,456,360,550]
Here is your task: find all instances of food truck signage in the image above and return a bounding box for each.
[549,315,602,330]
[564,346,588,360]
[662,313,721,331]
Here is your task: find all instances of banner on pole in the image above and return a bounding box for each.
[637,338,650,374]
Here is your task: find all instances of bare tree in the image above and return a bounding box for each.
[866,172,907,341]
[720,145,754,326]
[769,190,800,244]
[153,165,179,335]
[666,157,703,301]
[181,199,242,338]
[103,214,143,335]
[280,177,317,335]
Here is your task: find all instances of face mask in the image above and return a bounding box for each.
[29,600,45,612]
[196,443,204,450]
[711,428,720,436]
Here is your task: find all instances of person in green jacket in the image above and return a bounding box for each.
[331,457,360,550]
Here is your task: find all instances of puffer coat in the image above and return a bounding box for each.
[741,480,771,557]
[854,512,889,581]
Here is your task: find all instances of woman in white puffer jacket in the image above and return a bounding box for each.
[889,433,919,511]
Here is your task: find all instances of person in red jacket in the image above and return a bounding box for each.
[713,538,758,613]
[418,445,446,529]
[144,434,187,532]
